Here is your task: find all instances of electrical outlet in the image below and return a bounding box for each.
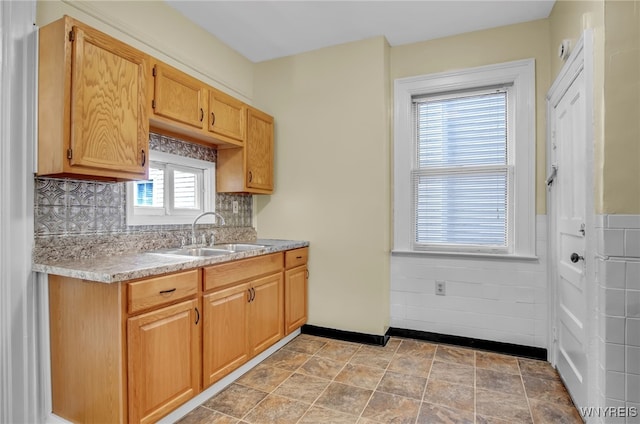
[435,280,446,296]
[232,201,239,214]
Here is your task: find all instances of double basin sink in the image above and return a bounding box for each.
[152,243,266,258]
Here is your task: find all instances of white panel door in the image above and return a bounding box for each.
[549,64,589,409]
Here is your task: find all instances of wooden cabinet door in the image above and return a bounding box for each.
[285,265,308,335]
[245,107,274,192]
[202,283,250,387]
[209,89,246,143]
[69,24,148,177]
[152,63,206,130]
[249,273,283,357]
[128,298,201,424]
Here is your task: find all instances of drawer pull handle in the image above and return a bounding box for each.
[296,256,302,259]
[159,288,176,295]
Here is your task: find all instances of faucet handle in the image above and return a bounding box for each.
[180,237,187,248]
[201,234,207,245]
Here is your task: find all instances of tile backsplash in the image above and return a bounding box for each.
[34,133,252,237]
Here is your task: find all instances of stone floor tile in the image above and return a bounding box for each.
[396,339,437,358]
[334,363,385,390]
[416,402,474,424]
[261,348,311,371]
[316,341,361,362]
[298,406,358,424]
[475,388,533,423]
[315,382,373,416]
[428,360,474,386]
[236,364,292,392]
[272,372,329,404]
[377,370,427,400]
[434,345,475,366]
[423,380,475,412]
[242,394,308,424]
[522,374,576,406]
[361,391,421,424]
[176,406,239,424]
[387,353,432,377]
[475,350,520,375]
[518,358,560,380]
[476,367,526,396]
[203,384,268,419]
[284,336,328,354]
[298,356,345,380]
[528,398,584,424]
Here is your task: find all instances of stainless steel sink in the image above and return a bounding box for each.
[151,247,233,257]
[210,243,266,252]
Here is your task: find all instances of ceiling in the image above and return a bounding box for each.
[165,1,556,63]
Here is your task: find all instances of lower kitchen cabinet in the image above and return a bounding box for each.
[127,298,201,424]
[202,283,250,386]
[202,254,284,387]
[284,247,309,334]
[47,247,306,423]
[248,272,284,356]
[48,269,200,424]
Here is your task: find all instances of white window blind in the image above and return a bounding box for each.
[412,89,510,249]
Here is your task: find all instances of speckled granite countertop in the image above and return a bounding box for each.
[32,239,309,283]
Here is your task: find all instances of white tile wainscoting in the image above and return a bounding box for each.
[597,214,640,423]
[390,215,548,349]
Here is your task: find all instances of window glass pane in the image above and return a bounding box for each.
[415,171,507,246]
[416,91,506,168]
[173,169,199,209]
[134,166,164,207]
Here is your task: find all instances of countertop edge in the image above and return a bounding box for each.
[33,239,309,283]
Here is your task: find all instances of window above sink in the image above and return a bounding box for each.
[126,150,216,226]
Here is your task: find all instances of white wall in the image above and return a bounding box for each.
[597,215,640,419]
[391,216,548,348]
[388,20,551,348]
[0,1,40,422]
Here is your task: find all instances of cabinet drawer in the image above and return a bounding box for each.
[128,269,199,314]
[204,253,283,292]
[285,248,308,269]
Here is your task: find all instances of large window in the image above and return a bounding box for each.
[126,151,215,225]
[394,60,535,256]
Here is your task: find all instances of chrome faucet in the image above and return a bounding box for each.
[191,211,225,246]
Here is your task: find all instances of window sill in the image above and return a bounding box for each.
[391,249,539,261]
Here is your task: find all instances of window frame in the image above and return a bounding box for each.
[126,150,216,226]
[393,59,536,257]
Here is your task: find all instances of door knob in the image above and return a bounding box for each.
[570,253,584,263]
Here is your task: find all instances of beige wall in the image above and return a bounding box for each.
[391,19,551,215]
[602,1,640,214]
[549,0,640,215]
[253,37,392,336]
[36,0,254,102]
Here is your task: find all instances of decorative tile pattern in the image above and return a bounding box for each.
[149,132,217,162]
[34,133,252,239]
[179,335,584,424]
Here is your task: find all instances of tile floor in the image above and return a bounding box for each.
[177,334,584,424]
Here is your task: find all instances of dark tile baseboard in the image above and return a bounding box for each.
[301,324,390,347]
[387,327,547,360]
[301,324,547,361]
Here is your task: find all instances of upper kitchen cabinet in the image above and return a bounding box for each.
[38,16,149,181]
[149,60,245,148]
[150,62,206,131]
[217,106,274,194]
[208,88,246,144]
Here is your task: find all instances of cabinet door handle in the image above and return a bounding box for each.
[247,288,252,303]
[306,269,309,279]
[211,112,216,126]
[141,149,146,166]
[248,171,253,183]
[200,108,204,122]
[195,307,200,325]
[159,288,176,295]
